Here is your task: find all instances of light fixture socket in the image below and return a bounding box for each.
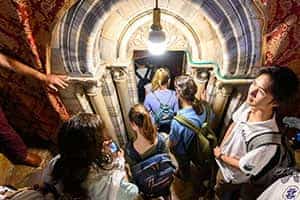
[151,8,162,30]
[148,7,166,43]
[147,0,166,55]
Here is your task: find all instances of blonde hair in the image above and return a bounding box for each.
[151,68,170,91]
[129,104,157,144]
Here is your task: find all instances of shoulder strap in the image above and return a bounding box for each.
[153,91,173,106]
[135,69,143,80]
[135,67,151,81]
[151,93,162,121]
[127,142,142,162]
[145,67,151,78]
[131,153,172,173]
[152,93,173,122]
[246,132,282,152]
[174,115,207,136]
[128,136,165,163]
[166,91,174,105]
[156,133,166,153]
[251,145,281,182]
[152,92,162,105]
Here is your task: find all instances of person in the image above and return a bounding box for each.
[0,52,68,167]
[257,168,300,200]
[125,104,173,199]
[42,113,139,200]
[169,75,214,181]
[144,68,179,133]
[135,62,153,102]
[213,66,299,199]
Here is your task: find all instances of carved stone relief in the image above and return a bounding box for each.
[128,21,189,52]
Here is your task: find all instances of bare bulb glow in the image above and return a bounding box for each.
[147,39,167,55]
[147,1,166,55]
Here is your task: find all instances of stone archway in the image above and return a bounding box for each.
[52,0,263,76]
[49,0,263,145]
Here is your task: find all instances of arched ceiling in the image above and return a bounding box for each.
[50,0,263,78]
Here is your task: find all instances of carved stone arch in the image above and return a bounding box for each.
[116,9,202,63]
[49,0,264,144]
[51,0,263,77]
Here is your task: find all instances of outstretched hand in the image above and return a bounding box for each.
[44,74,69,91]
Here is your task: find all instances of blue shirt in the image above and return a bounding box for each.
[144,89,179,120]
[169,107,207,155]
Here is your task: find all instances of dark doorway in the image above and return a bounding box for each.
[134,50,186,102]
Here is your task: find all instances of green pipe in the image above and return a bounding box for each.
[185,51,254,83]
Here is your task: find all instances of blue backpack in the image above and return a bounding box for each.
[127,134,175,198]
[152,92,175,128]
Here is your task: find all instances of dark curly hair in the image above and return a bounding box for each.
[52,113,104,199]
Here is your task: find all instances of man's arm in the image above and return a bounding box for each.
[0,52,68,91]
[214,122,239,169]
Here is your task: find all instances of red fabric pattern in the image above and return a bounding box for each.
[259,0,300,118]
[0,0,70,142]
[261,0,300,73]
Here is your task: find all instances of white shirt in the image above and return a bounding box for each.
[258,173,300,200]
[42,155,138,200]
[216,103,279,183]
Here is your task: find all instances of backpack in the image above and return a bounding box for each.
[135,67,152,102]
[174,101,217,166]
[127,134,176,198]
[152,92,175,129]
[246,132,295,186]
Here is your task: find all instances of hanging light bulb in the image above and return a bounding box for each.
[148,0,166,55]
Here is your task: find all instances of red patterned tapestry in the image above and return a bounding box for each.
[260,0,300,118]
[262,0,300,73]
[0,0,74,142]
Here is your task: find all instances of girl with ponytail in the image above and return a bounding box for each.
[151,67,171,92]
[128,104,157,145]
[125,104,172,199]
[169,75,214,180]
[144,68,178,133]
[126,104,168,166]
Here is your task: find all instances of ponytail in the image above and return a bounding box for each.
[151,68,170,92]
[129,104,157,144]
[175,75,203,115]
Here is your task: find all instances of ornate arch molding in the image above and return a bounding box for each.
[196,0,263,76]
[116,9,202,63]
[52,0,263,78]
